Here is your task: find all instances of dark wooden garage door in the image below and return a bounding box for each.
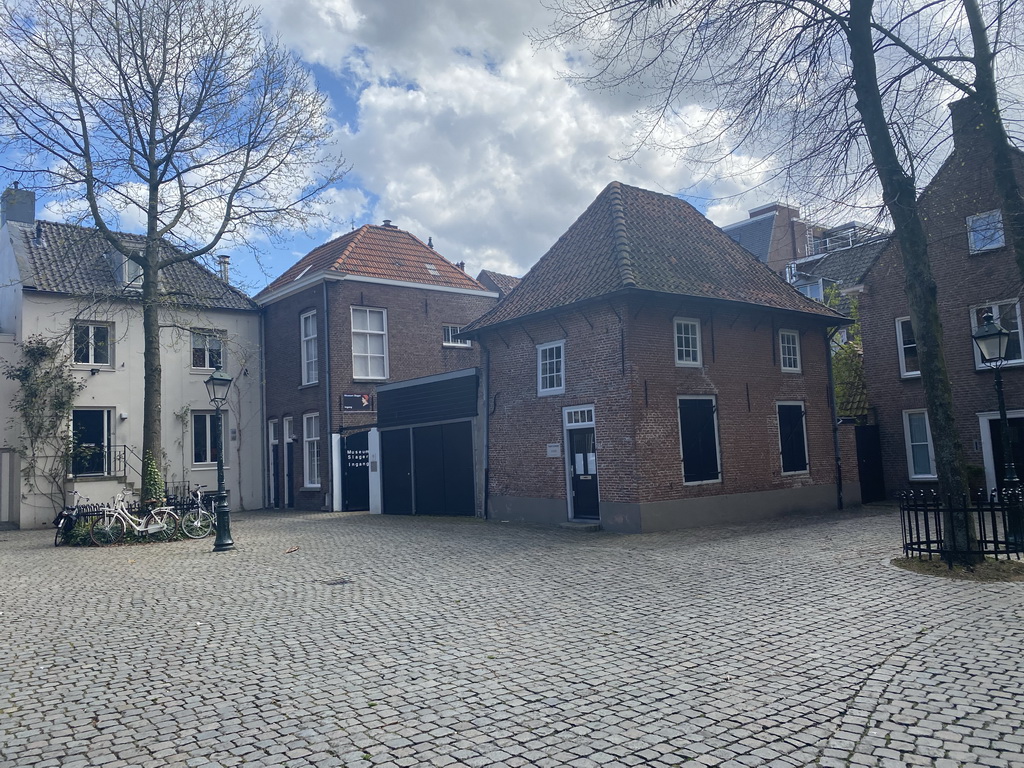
[382,421,474,516]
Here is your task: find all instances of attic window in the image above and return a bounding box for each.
[968,210,1005,254]
[424,263,440,277]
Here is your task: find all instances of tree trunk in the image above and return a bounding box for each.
[848,0,979,563]
[141,257,163,505]
[962,0,1024,281]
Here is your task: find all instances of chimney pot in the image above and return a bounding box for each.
[217,254,230,283]
[949,97,988,154]
[428,237,434,249]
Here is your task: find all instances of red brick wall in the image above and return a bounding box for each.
[482,293,838,509]
[262,279,497,509]
[860,146,1024,497]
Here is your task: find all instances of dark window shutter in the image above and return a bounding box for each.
[679,398,720,482]
[778,404,808,472]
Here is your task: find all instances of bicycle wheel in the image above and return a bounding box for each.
[54,516,69,547]
[180,509,214,539]
[90,514,126,546]
[145,510,178,542]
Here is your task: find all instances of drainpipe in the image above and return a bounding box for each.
[259,305,268,508]
[323,280,334,511]
[826,326,844,510]
[481,343,490,520]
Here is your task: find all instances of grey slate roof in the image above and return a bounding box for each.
[806,236,889,287]
[722,211,776,263]
[10,220,256,311]
[476,269,521,298]
[463,182,845,334]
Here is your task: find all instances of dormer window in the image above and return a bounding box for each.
[968,210,1005,254]
[108,251,142,287]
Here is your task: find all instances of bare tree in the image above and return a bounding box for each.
[539,0,1024,563]
[0,0,346,503]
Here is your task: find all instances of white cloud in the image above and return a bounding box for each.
[247,0,802,286]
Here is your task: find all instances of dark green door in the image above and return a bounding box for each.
[568,427,599,520]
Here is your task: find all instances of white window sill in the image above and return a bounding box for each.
[781,469,810,476]
[900,372,921,379]
[191,464,230,471]
[683,477,722,486]
[72,364,114,371]
[301,485,321,491]
[353,377,388,382]
[781,368,802,374]
[442,344,472,349]
[675,360,702,368]
[909,475,938,482]
[538,390,565,397]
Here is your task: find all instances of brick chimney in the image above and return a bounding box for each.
[949,98,989,154]
[1,183,35,226]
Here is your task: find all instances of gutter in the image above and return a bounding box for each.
[826,326,844,511]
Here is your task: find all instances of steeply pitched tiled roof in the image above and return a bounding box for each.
[10,220,255,311]
[807,236,889,287]
[476,269,521,297]
[257,223,487,299]
[465,182,845,333]
[722,211,776,263]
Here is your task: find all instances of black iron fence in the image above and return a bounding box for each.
[899,489,1024,560]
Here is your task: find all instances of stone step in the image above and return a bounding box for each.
[559,521,601,532]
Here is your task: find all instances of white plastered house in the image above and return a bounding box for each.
[0,185,263,529]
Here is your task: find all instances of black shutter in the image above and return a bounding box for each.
[679,398,720,482]
[778,404,808,473]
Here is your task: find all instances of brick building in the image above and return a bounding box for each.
[860,98,1024,497]
[462,181,852,533]
[256,222,497,512]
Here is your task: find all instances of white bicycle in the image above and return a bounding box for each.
[89,491,179,546]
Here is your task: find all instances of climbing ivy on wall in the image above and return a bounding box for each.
[2,335,86,511]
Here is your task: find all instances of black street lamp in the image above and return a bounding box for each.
[972,311,1023,547]
[204,364,235,552]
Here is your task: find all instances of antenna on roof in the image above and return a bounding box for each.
[349,217,356,231]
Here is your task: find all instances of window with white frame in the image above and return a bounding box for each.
[903,410,936,479]
[443,324,471,347]
[192,412,225,465]
[777,402,808,474]
[674,318,701,366]
[303,413,320,488]
[352,307,388,380]
[300,310,318,385]
[779,329,802,372]
[73,322,111,366]
[971,301,1023,368]
[968,209,1005,254]
[895,317,920,378]
[537,340,565,396]
[191,330,224,370]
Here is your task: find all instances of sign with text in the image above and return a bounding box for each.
[343,393,374,412]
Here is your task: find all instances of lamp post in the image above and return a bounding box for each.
[972,311,1022,546]
[204,364,235,552]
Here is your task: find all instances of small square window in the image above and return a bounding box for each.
[191,330,224,370]
[443,325,471,347]
[674,318,701,367]
[968,210,1005,253]
[537,341,565,396]
[73,322,112,366]
[779,330,801,373]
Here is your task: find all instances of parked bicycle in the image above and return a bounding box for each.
[89,491,179,546]
[53,491,89,547]
[178,485,215,539]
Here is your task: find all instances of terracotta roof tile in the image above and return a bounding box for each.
[258,224,487,297]
[464,182,846,333]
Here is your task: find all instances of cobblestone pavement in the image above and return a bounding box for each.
[2,506,1023,768]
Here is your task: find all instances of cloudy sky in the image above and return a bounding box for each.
[228,0,784,293]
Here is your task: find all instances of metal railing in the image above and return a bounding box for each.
[69,444,143,484]
[899,489,1024,560]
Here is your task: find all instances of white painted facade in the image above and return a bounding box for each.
[0,219,264,529]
